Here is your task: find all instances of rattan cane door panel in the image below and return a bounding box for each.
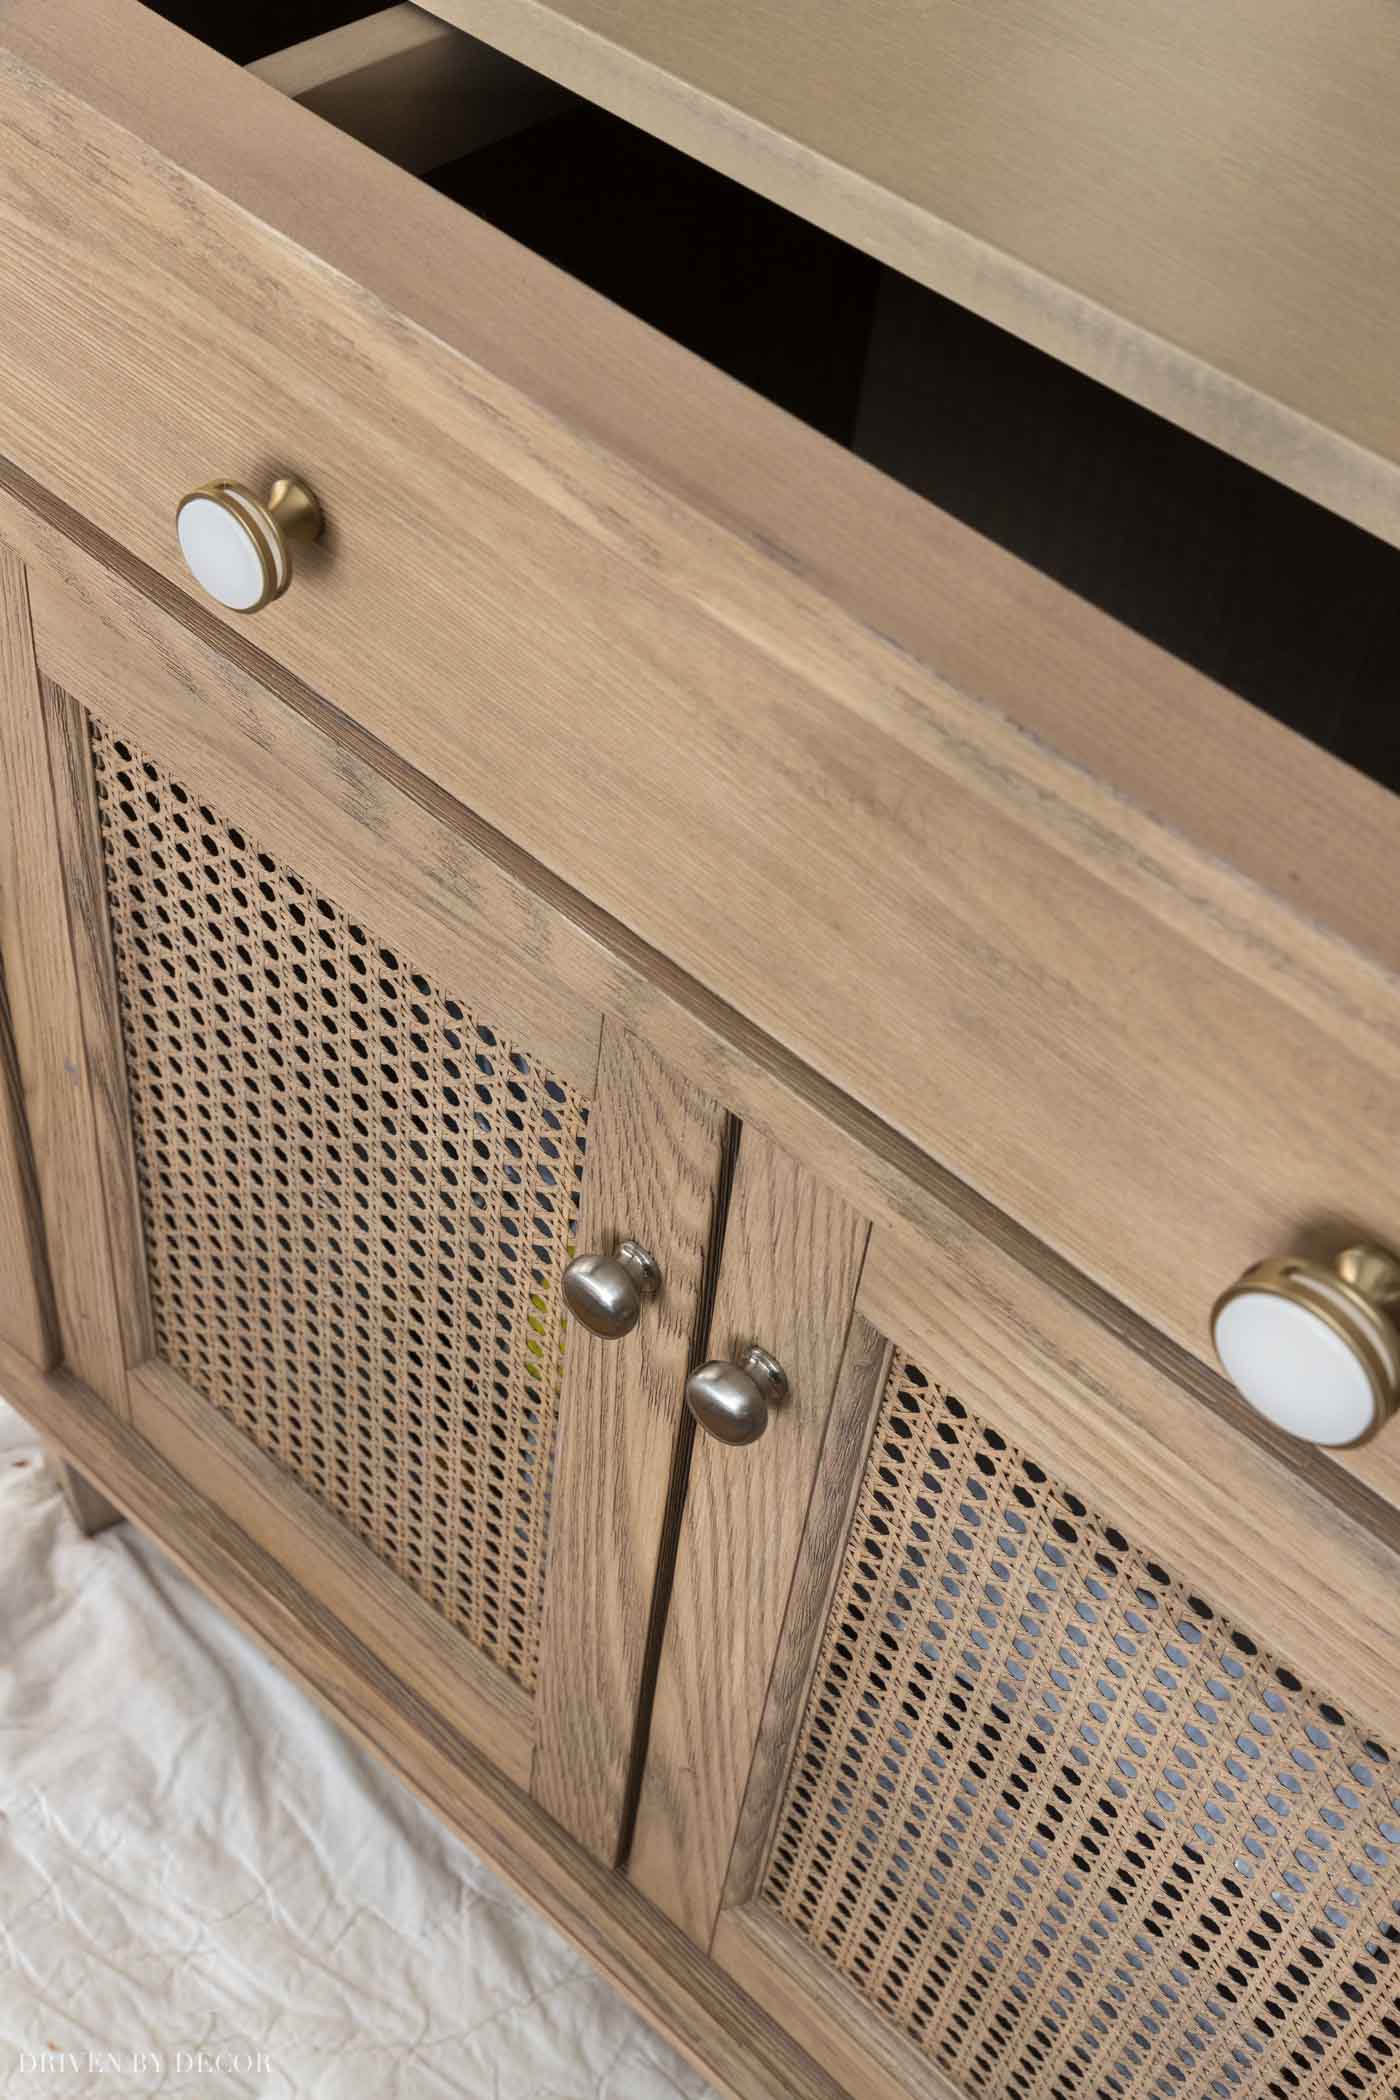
[761,1347,1400,2098]
[89,713,587,1695]
[707,1231,1400,2100]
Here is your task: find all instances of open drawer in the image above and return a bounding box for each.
[5,0,1400,1507]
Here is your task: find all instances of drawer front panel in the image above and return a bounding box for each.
[8,0,1400,1438]
[89,716,586,1691]
[758,1342,1400,2099]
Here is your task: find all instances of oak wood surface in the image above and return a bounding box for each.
[14,492,1400,1539]
[0,1338,852,2100]
[857,1224,1400,1749]
[533,1025,728,1860]
[416,0,1400,547]
[4,27,1400,1410]
[628,1130,868,1942]
[0,550,131,1410]
[249,4,568,173]
[0,966,56,1368]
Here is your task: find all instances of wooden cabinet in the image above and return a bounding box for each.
[11,0,1400,1421]
[4,3,1400,2097]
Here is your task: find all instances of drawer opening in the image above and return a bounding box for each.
[164,2,1400,796]
[157,0,383,65]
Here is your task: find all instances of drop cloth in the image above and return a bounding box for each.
[0,1402,716,2100]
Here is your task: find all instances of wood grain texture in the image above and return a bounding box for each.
[130,1359,536,1788]
[249,4,568,173]
[418,0,1400,546]
[533,1025,728,1861]
[7,12,1400,1404]
[23,552,597,1099]
[628,1132,868,1942]
[43,1442,122,1535]
[39,681,153,1371]
[14,490,1400,1535]
[714,1905,961,2100]
[719,1316,890,1917]
[0,549,129,1409]
[0,963,56,1367]
[0,1339,853,2100]
[858,1224,1400,1750]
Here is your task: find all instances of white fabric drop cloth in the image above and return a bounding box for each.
[0,1402,717,2100]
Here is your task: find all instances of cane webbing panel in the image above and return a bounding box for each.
[760,1350,1400,2098]
[89,719,589,1691]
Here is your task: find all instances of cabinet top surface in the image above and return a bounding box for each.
[428,0,1400,541]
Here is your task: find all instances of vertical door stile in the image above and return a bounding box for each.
[532,1022,730,1862]
[627,1126,871,1942]
[0,548,134,1409]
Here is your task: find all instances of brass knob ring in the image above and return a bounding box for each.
[1211,1243,1400,1447]
[175,475,323,614]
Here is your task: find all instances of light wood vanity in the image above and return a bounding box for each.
[3,3,1400,2094]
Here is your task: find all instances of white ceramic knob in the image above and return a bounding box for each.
[1211,1245,1400,1447]
[175,476,322,613]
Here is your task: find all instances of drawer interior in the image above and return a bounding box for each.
[158,0,374,62]
[160,2,1400,794]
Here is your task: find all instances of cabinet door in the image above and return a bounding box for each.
[0,544,728,1852]
[634,1175,1400,2100]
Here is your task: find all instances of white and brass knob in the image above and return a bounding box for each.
[684,1346,788,1446]
[175,475,323,613]
[1211,1244,1400,1447]
[561,1239,661,1340]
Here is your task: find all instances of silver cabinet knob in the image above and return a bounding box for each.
[684,1345,788,1446]
[1212,1243,1400,1447]
[561,1239,661,1340]
[176,474,323,613]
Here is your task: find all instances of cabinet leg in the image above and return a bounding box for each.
[43,1443,122,1536]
